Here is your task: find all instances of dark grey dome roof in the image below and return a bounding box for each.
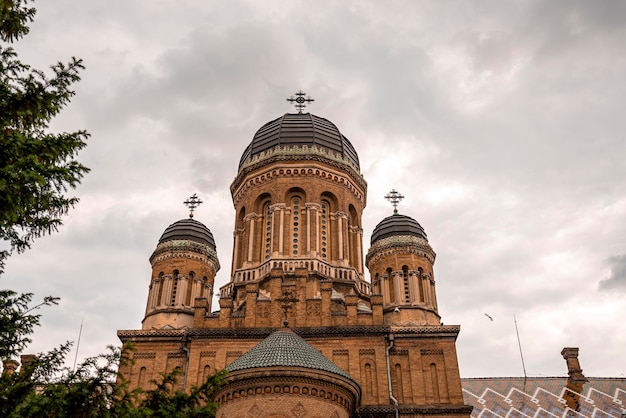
[370,213,427,245]
[226,329,351,379]
[238,113,360,170]
[158,218,216,249]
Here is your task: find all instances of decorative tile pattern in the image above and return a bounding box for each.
[462,377,626,418]
[226,329,353,380]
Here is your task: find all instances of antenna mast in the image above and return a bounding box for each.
[514,314,527,380]
[73,317,84,371]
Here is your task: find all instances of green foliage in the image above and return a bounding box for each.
[0,4,227,416]
[0,0,90,272]
[0,343,227,418]
[0,290,59,360]
[0,0,36,42]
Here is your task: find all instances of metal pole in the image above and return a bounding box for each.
[72,318,84,371]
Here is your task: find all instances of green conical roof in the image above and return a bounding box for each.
[226,329,352,380]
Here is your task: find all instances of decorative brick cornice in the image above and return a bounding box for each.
[366,235,436,267]
[215,371,359,413]
[132,352,156,359]
[421,349,444,355]
[117,324,461,342]
[231,158,367,206]
[167,352,185,359]
[356,404,473,416]
[149,239,220,271]
[234,144,364,187]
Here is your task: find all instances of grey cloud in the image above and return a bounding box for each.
[4,0,626,378]
[599,255,626,291]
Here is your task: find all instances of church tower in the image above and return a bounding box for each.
[142,195,220,330]
[118,92,471,418]
[366,190,440,326]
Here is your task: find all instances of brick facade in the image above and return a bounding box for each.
[117,112,472,417]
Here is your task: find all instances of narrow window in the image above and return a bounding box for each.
[418,267,425,303]
[292,197,301,255]
[264,202,272,260]
[185,272,194,306]
[321,201,328,259]
[402,266,410,302]
[394,363,404,403]
[138,366,147,387]
[365,363,373,395]
[157,272,164,306]
[430,363,440,403]
[387,267,394,303]
[170,270,179,306]
[202,364,212,383]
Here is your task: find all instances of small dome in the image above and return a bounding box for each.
[238,113,360,170]
[158,218,216,249]
[370,213,427,245]
[226,329,352,380]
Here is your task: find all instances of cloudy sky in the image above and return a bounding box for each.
[3,0,626,378]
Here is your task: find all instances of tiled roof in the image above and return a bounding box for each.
[370,213,428,245]
[238,113,360,171]
[462,377,626,418]
[226,328,352,380]
[158,218,216,249]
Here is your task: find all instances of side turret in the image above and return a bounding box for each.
[366,191,439,325]
[142,216,220,330]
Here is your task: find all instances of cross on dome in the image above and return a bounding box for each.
[384,189,405,214]
[183,193,203,218]
[286,90,314,113]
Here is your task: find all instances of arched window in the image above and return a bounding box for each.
[348,204,359,266]
[202,276,208,299]
[402,266,410,303]
[263,202,272,260]
[202,364,212,383]
[138,366,147,387]
[418,267,425,303]
[170,270,179,306]
[387,267,394,303]
[321,200,329,260]
[430,363,440,403]
[156,272,164,307]
[185,272,195,306]
[394,363,404,403]
[291,197,301,256]
[365,363,373,395]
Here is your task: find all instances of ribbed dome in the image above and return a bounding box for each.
[226,329,352,380]
[370,213,427,245]
[158,218,216,249]
[238,113,360,170]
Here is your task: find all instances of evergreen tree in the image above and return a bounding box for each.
[0,4,227,416]
[0,0,90,272]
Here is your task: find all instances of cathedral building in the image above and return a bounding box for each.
[117,92,473,417]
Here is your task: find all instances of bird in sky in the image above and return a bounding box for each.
[484,313,494,321]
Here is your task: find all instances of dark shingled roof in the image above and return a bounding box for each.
[370,213,428,245]
[226,329,352,380]
[158,218,216,249]
[238,113,360,170]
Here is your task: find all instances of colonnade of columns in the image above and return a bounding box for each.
[232,201,364,274]
[145,272,213,313]
[375,269,438,311]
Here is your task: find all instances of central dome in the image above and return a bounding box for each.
[238,113,360,171]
